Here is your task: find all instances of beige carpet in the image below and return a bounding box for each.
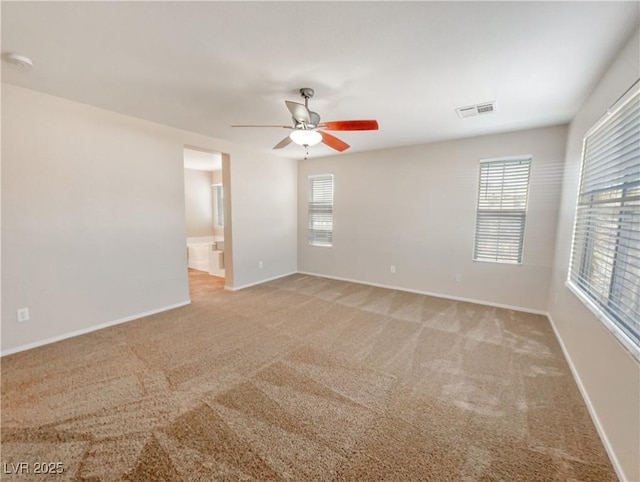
[1,270,615,481]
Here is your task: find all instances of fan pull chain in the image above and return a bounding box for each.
[304,145,309,160]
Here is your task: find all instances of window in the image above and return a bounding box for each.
[308,174,334,247]
[215,185,224,227]
[568,85,639,351]
[473,157,531,264]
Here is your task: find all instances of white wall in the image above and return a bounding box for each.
[1,84,297,353]
[548,29,640,482]
[230,153,298,289]
[298,125,567,312]
[184,168,214,238]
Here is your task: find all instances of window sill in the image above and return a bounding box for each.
[472,258,523,266]
[565,280,640,362]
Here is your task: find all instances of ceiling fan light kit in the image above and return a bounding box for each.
[289,129,322,146]
[232,87,379,155]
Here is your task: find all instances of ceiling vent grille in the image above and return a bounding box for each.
[456,101,496,119]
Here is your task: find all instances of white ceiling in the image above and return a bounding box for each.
[2,2,638,160]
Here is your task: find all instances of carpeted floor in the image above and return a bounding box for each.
[1,270,615,481]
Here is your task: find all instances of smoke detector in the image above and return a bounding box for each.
[2,53,34,70]
[456,101,496,119]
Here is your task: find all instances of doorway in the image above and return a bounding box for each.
[183,146,226,280]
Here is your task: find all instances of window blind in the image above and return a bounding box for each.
[216,186,224,227]
[568,87,640,349]
[308,174,334,247]
[473,158,531,264]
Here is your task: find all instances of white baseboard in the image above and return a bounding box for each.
[546,313,625,482]
[0,300,191,357]
[225,271,298,291]
[296,271,548,315]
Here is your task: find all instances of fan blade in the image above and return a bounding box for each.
[273,136,293,149]
[309,111,321,127]
[320,131,350,152]
[321,120,379,131]
[285,101,311,124]
[231,124,291,128]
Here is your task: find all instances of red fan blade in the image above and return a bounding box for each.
[273,136,293,149]
[321,120,378,131]
[320,131,350,152]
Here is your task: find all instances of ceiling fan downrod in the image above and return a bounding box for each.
[299,87,314,110]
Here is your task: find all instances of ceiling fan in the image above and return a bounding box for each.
[231,88,378,153]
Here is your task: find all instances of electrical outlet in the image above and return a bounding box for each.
[455,273,462,282]
[390,265,396,274]
[258,261,263,269]
[17,308,30,322]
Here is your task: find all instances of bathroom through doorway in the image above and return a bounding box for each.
[183,146,226,281]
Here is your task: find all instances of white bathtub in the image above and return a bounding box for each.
[187,243,214,271]
[186,237,224,276]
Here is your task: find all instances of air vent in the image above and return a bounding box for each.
[456,101,496,119]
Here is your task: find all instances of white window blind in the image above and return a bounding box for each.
[473,157,531,264]
[308,174,334,247]
[568,86,640,350]
[216,185,224,227]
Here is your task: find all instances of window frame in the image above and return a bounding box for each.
[472,155,532,265]
[566,81,640,358]
[307,173,334,248]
